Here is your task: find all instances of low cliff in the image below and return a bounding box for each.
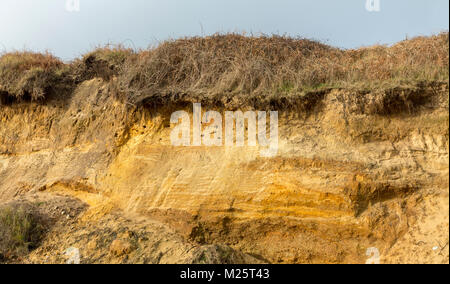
[0,34,448,264]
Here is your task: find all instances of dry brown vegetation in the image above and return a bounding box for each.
[0,33,448,105]
[71,45,135,82]
[0,51,65,101]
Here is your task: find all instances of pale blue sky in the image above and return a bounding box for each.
[0,0,448,60]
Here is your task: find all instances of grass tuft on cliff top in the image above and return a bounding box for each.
[71,45,135,82]
[0,51,65,101]
[0,32,448,104]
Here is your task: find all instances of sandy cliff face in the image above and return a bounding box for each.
[0,79,448,264]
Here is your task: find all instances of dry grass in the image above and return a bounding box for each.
[0,51,65,101]
[120,34,346,104]
[119,33,449,105]
[0,33,448,105]
[71,45,135,82]
[0,205,44,262]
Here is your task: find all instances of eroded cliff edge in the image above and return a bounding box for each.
[0,34,449,264]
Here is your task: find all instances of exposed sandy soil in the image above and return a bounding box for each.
[0,77,448,264]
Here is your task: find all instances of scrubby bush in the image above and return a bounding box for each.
[71,45,135,82]
[0,51,65,101]
[0,205,44,262]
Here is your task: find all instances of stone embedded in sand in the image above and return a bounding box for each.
[87,240,98,251]
[109,239,136,257]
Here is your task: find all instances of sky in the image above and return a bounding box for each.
[0,0,448,60]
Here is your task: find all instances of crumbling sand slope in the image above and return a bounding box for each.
[0,34,448,264]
